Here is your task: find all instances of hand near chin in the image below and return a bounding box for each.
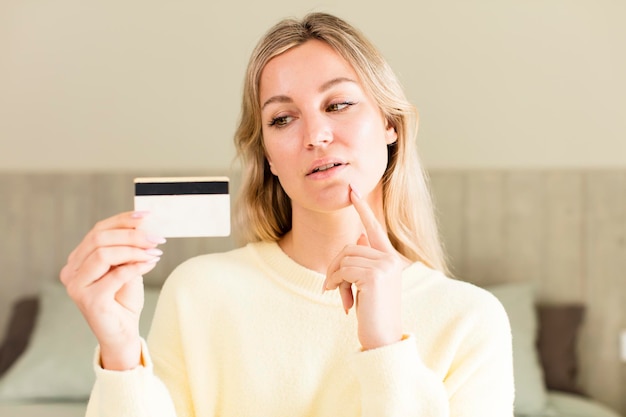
[324,185,405,351]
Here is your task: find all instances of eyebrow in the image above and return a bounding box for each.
[260,77,357,111]
[319,77,357,93]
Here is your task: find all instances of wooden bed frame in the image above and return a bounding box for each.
[0,169,624,414]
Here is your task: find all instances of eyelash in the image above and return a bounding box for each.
[326,101,356,112]
[268,115,292,127]
[268,101,357,128]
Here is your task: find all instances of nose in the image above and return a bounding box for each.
[303,113,333,148]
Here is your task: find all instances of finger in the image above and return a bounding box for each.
[93,211,151,232]
[324,243,382,291]
[339,281,354,314]
[325,243,347,291]
[69,228,165,270]
[72,229,162,265]
[69,211,148,266]
[349,184,395,253]
[65,259,157,311]
[73,246,162,288]
[324,266,357,313]
[328,261,381,286]
[325,255,380,290]
[95,260,158,296]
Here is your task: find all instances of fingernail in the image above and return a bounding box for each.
[146,257,161,264]
[146,234,167,244]
[145,248,163,256]
[131,211,150,219]
[349,184,361,199]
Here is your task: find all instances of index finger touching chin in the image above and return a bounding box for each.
[349,184,394,253]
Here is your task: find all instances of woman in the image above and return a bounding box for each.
[60,12,514,417]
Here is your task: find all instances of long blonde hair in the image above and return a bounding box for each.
[233,12,448,273]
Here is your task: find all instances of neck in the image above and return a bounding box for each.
[278,190,386,274]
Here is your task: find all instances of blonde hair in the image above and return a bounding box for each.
[234,12,448,273]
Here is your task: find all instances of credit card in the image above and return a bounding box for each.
[133,177,230,238]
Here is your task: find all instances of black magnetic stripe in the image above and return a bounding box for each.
[135,181,229,196]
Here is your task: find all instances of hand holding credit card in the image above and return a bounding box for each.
[134,177,231,238]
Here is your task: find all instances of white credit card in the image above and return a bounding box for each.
[133,176,230,238]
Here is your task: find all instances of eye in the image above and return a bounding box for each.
[268,115,294,127]
[326,101,356,112]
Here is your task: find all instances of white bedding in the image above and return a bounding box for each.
[542,392,624,417]
[0,392,621,417]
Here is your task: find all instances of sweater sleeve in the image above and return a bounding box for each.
[348,292,515,417]
[85,277,195,417]
[84,340,178,417]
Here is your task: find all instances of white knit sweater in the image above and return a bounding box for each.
[86,241,514,417]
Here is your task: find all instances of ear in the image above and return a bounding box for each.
[385,121,398,145]
[266,157,278,176]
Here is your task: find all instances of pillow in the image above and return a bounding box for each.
[0,297,39,377]
[536,304,585,395]
[484,282,548,416]
[0,281,160,400]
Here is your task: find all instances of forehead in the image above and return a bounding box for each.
[259,39,360,101]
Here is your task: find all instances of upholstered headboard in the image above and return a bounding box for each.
[0,170,624,413]
[428,170,626,415]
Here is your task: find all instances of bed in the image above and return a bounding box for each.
[0,170,624,417]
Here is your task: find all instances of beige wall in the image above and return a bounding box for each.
[1,0,625,171]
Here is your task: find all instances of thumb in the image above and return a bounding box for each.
[357,233,370,247]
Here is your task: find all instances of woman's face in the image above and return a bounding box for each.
[259,39,397,214]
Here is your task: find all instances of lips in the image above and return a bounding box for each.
[307,159,347,176]
[311,163,341,174]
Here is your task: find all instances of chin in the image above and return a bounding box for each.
[300,184,353,213]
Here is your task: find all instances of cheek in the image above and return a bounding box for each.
[263,139,297,178]
[343,117,390,153]
[349,119,390,176]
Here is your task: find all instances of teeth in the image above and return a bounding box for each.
[313,163,339,173]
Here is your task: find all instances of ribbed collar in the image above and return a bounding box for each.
[245,241,432,307]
